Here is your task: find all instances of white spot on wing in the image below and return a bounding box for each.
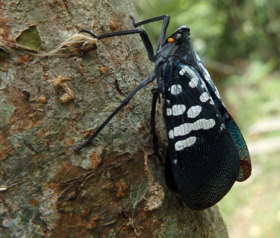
[205,74,212,83]
[179,65,199,88]
[200,79,207,89]
[187,106,202,118]
[169,130,174,139]
[175,137,197,151]
[173,119,216,137]
[189,77,199,88]
[170,84,182,95]
[199,62,210,77]
[214,86,221,99]
[172,104,186,116]
[221,123,225,129]
[185,67,199,88]
[179,69,185,75]
[166,108,172,116]
[166,105,186,116]
[199,92,210,102]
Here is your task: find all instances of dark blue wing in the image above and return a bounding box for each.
[163,62,241,210]
[195,53,251,181]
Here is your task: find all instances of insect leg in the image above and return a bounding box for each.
[81,29,155,62]
[74,70,157,152]
[130,15,170,52]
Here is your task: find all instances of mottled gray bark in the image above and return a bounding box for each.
[0,1,228,237]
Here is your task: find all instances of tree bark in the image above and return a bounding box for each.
[0,0,229,237]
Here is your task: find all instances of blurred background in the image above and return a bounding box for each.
[132,0,280,237]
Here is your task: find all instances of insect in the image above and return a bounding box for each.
[75,15,251,210]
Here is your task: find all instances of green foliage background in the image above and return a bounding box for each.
[134,0,280,62]
[133,1,280,237]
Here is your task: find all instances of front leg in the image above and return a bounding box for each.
[130,15,170,52]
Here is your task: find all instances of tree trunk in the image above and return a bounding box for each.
[0,1,229,237]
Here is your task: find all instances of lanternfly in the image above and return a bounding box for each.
[75,15,251,210]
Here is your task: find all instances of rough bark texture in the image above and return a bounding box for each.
[0,1,229,237]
